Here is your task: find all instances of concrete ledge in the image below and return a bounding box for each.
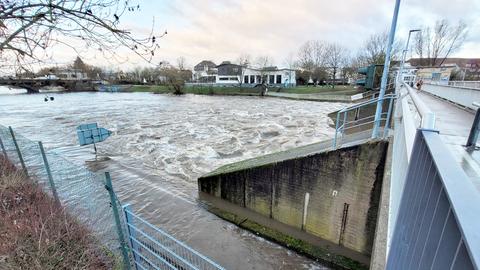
[200,192,369,270]
[199,139,389,269]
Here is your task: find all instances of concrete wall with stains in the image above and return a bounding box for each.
[198,140,388,255]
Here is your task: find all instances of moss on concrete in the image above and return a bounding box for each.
[207,204,368,270]
[201,138,382,179]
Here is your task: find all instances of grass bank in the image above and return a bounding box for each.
[0,157,115,269]
[127,84,359,97]
[128,84,261,95]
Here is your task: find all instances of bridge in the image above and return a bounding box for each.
[351,81,480,269]
[0,78,98,93]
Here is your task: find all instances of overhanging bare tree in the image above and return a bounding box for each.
[0,0,166,73]
[355,31,402,67]
[414,19,467,67]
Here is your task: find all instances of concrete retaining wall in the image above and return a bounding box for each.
[199,140,388,258]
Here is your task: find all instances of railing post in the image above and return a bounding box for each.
[333,111,341,148]
[466,108,480,150]
[0,135,7,159]
[38,141,60,205]
[383,97,395,138]
[105,172,131,270]
[123,204,139,270]
[9,126,28,176]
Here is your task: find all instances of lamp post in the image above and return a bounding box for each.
[372,0,401,139]
[396,29,421,87]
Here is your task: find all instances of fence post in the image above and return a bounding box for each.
[9,126,28,176]
[123,204,139,270]
[333,111,340,148]
[105,172,131,270]
[383,97,395,138]
[466,108,480,151]
[38,141,60,205]
[0,135,7,159]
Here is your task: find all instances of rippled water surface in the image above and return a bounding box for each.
[0,88,345,269]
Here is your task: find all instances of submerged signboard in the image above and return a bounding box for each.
[76,123,112,146]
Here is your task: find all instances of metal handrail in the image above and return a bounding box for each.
[339,94,396,113]
[402,82,436,129]
[333,94,396,148]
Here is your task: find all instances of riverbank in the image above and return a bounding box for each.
[0,157,116,269]
[124,84,360,102]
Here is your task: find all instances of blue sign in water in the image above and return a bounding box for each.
[76,123,112,146]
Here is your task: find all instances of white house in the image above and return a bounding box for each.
[192,60,217,82]
[215,61,296,87]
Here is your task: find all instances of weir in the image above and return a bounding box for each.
[198,95,396,269]
[198,81,480,269]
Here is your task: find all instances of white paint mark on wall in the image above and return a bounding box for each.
[302,192,310,230]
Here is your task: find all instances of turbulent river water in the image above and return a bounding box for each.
[0,87,346,270]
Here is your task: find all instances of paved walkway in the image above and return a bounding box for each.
[417,91,480,192]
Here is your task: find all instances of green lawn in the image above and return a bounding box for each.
[127,84,262,95]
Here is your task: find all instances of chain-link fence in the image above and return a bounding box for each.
[0,124,225,270]
[0,124,127,264]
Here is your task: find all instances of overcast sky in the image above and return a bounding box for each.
[47,0,480,70]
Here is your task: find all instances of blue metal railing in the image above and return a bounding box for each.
[333,94,396,148]
[122,205,225,270]
[387,129,480,269]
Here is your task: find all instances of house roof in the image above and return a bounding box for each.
[216,61,241,68]
[194,60,217,71]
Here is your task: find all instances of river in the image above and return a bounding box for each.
[0,87,345,270]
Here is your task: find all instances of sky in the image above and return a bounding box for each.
[41,0,480,70]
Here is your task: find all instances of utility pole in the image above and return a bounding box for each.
[372,0,401,138]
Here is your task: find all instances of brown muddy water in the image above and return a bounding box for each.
[0,87,346,269]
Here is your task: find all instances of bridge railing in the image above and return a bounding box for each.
[449,80,480,89]
[388,82,437,242]
[386,82,480,269]
[423,82,480,110]
[387,129,480,270]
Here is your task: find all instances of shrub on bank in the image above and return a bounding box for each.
[0,157,115,269]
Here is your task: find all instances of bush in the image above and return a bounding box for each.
[0,157,114,270]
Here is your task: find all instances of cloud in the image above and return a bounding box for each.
[26,0,480,70]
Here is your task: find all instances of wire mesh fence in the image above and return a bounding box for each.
[123,205,226,270]
[0,124,225,270]
[0,124,123,258]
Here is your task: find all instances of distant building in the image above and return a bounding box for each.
[193,60,217,82]
[407,58,480,71]
[416,66,456,84]
[215,61,296,87]
[407,58,480,81]
[55,68,88,80]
